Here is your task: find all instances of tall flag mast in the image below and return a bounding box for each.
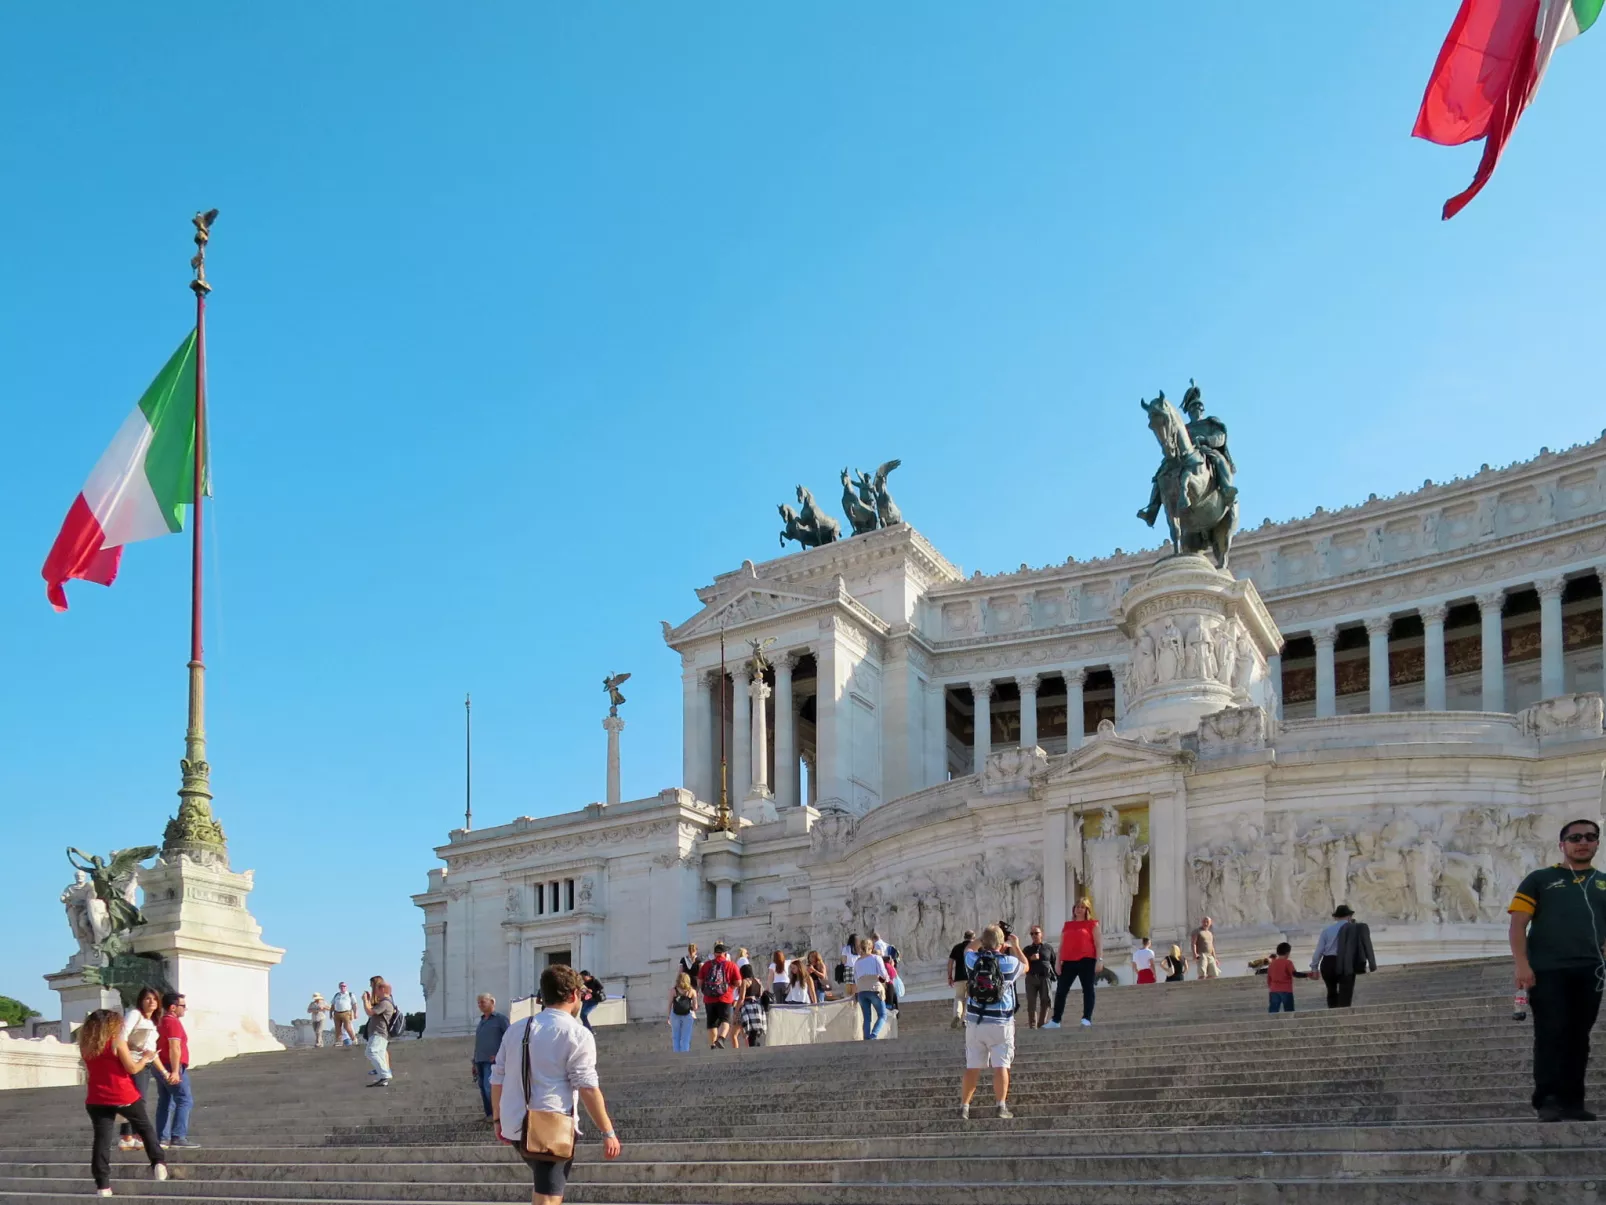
[464,693,474,831]
[165,210,229,865]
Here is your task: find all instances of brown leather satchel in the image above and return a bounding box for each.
[520,1020,576,1161]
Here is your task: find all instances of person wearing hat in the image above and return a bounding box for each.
[306,993,330,1048]
[1309,905,1376,1008]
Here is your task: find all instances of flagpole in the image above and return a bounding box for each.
[464,693,474,831]
[165,209,228,866]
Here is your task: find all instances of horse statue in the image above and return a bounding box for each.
[780,488,842,550]
[1136,392,1237,568]
[840,468,879,535]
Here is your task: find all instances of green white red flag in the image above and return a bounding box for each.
[42,331,204,611]
[1414,0,1601,218]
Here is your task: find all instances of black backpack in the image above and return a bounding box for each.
[967,950,1005,1014]
[385,1005,406,1038]
[672,992,694,1016]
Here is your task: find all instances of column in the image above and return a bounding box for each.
[1147,790,1188,948]
[1538,575,1567,699]
[730,667,751,805]
[803,753,817,805]
[1420,602,1448,711]
[970,680,993,775]
[774,653,797,808]
[1477,590,1506,712]
[1065,669,1086,749]
[1313,627,1337,718]
[1266,653,1283,719]
[1043,809,1068,927]
[1112,667,1127,721]
[505,931,521,1007]
[603,716,624,805]
[1364,615,1392,714]
[925,682,949,786]
[747,675,773,796]
[681,670,711,803]
[1016,674,1040,750]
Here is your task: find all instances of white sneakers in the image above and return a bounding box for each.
[95,1190,113,1197]
[1080,1018,1093,1027]
[958,1103,970,1120]
[997,1103,1014,1119]
[1043,1020,1060,1029]
[152,1165,169,1182]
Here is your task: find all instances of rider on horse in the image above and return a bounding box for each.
[1137,380,1237,525]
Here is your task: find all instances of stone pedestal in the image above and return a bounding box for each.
[40,968,120,1043]
[1114,555,1282,739]
[128,855,286,1066]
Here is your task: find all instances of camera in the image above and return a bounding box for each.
[999,920,1014,938]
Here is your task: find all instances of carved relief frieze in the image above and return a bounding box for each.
[448,819,678,872]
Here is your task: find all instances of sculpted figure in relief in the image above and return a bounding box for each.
[1232,629,1256,692]
[1135,632,1157,691]
[1215,623,1238,687]
[62,871,111,964]
[1084,808,1138,938]
[1157,620,1182,683]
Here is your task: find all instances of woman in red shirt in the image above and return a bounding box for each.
[79,1008,168,1194]
[1046,899,1104,1029]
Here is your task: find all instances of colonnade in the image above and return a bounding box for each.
[1292,569,1601,717]
[961,665,1123,775]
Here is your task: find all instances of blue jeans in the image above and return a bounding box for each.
[366,1033,392,1081]
[857,990,886,1040]
[580,998,598,1031]
[155,1067,192,1141]
[473,1061,494,1115]
[1268,991,1296,1013]
[670,1012,695,1052]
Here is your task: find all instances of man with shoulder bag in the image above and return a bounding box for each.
[1021,925,1056,1029]
[491,964,622,1205]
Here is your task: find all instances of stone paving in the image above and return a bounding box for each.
[2,958,1603,1203]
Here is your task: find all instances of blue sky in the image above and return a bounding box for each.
[2,5,1602,1021]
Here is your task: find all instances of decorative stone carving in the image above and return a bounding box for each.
[1519,693,1606,740]
[808,809,860,858]
[1194,705,1271,754]
[1083,807,1145,939]
[504,886,522,918]
[835,852,1044,963]
[980,745,1048,795]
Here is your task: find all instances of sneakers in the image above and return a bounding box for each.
[997,1103,1014,1120]
[1080,1018,1093,1027]
[95,1189,113,1197]
[1043,1020,1061,1029]
[117,1137,138,1152]
[1538,1098,1566,1123]
[365,1079,390,1088]
[713,1037,726,1049]
[151,1165,169,1182]
[958,1103,970,1120]
[169,1138,199,1148]
[1562,1105,1599,1122]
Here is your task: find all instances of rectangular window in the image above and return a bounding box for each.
[565,879,575,911]
[535,884,544,915]
[550,881,559,914]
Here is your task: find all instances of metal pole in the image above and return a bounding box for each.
[465,693,473,831]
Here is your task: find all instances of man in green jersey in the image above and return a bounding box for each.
[1509,818,1606,1122]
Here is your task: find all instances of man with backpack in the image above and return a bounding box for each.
[361,976,401,1088]
[959,925,1025,1121]
[697,943,741,1050]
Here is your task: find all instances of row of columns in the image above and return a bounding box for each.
[694,652,807,808]
[1303,573,1585,717]
[967,667,1108,775]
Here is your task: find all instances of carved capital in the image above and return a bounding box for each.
[748,678,773,702]
[776,650,801,674]
[970,680,995,700]
[1536,574,1567,601]
[1475,589,1506,614]
[731,664,753,687]
[1418,601,1449,626]
[1363,615,1393,639]
[1063,667,1088,688]
[1015,673,1040,693]
[1311,626,1338,648]
[701,669,723,690]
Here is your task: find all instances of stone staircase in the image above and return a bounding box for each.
[2,958,1603,1203]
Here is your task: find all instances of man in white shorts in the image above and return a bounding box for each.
[959,924,1025,1121]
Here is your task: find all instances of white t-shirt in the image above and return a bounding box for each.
[872,939,888,956]
[852,954,888,987]
[1131,947,1156,973]
[122,1008,159,1056]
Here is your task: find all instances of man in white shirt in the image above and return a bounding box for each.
[491,965,622,1205]
[329,983,358,1047]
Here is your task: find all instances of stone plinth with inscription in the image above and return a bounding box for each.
[1114,554,1283,738]
[129,855,285,1065]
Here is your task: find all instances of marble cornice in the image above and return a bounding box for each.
[697,525,962,606]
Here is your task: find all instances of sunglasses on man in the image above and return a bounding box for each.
[1563,833,1600,843]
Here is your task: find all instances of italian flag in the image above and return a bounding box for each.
[1414,0,1601,218]
[42,331,204,611]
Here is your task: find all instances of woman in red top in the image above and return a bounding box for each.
[79,1008,168,1194]
[1047,899,1104,1028]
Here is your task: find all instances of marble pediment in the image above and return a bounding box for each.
[666,582,833,643]
[1045,721,1192,782]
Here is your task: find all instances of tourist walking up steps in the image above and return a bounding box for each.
[1021,926,1055,1028]
[1132,937,1158,984]
[79,1008,168,1195]
[363,977,397,1087]
[473,994,510,1120]
[307,993,330,1047]
[959,925,1024,1120]
[491,964,621,1205]
[1510,817,1606,1123]
[578,972,605,1031]
[1162,944,1189,982]
[331,982,358,1046]
[1047,900,1103,1029]
[116,987,165,1152]
[154,992,195,1147]
[668,972,698,1052]
[786,960,818,1004]
[739,979,769,1048]
[852,937,891,1040]
[947,930,976,1030]
[1266,943,1310,1013]
[1310,906,1376,1008]
[1192,916,1220,979]
[699,943,741,1049]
